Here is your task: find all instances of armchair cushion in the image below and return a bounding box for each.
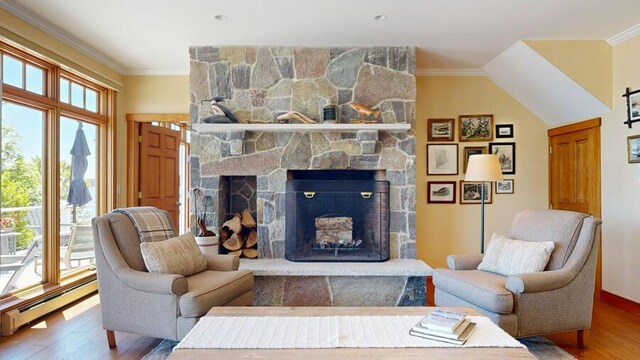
[141,232,207,277]
[477,233,555,276]
[179,269,254,317]
[433,269,513,314]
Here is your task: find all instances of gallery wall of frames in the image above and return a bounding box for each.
[426,115,516,204]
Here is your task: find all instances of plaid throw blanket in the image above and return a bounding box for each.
[114,207,175,242]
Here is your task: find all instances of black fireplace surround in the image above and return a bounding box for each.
[285,170,390,262]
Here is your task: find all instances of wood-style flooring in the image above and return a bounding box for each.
[1,293,639,359]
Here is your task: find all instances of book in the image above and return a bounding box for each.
[410,321,477,345]
[419,309,466,333]
[411,318,471,340]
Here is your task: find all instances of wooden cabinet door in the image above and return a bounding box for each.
[548,118,601,295]
[139,123,180,228]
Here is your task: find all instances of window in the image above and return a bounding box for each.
[1,41,113,306]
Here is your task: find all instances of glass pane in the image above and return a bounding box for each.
[71,82,84,108]
[85,88,97,112]
[2,55,23,88]
[60,78,70,103]
[1,101,45,293]
[151,121,160,126]
[170,123,180,131]
[59,117,98,275]
[25,64,44,95]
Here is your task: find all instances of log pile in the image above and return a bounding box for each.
[220,209,258,258]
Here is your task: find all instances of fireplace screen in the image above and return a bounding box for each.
[285,171,389,262]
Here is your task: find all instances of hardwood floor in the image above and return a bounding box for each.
[1,292,639,359]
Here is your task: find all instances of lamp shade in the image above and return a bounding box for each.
[465,154,504,181]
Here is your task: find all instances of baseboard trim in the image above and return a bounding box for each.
[601,290,640,316]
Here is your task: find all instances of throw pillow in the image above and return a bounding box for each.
[140,231,208,276]
[477,233,555,276]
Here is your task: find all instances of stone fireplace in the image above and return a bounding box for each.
[190,46,417,260]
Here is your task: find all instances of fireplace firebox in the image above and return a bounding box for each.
[285,170,390,262]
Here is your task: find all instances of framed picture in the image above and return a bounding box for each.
[463,146,487,173]
[427,181,456,204]
[460,181,492,204]
[495,179,514,194]
[489,142,516,175]
[459,114,494,142]
[628,135,640,163]
[495,124,514,138]
[427,144,459,175]
[427,118,455,141]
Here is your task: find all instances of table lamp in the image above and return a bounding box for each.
[464,154,504,253]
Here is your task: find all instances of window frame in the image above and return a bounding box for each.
[1,41,115,311]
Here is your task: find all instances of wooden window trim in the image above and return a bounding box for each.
[0,40,115,310]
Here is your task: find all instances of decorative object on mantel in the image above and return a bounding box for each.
[220,209,258,258]
[495,124,514,138]
[623,87,640,128]
[350,103,381,124]
[459,114,494,142]
[276,111,317,124]
[322,104,339,124]
[199,97,238,124]
[463,154,503,253]
[628,134,640,163]
[427,118,455,142]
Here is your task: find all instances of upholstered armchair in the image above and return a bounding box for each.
[433,209,601,347]
[92,212,254,348]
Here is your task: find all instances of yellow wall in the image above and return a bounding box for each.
[526,40,612,108]
[123,76,190,114]
[601,35,640,303]
[415,76,549,268]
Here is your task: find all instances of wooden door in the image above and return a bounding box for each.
[548,118,601,296]
[139,123,180,228]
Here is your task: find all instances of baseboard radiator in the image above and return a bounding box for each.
[1,280,98,336]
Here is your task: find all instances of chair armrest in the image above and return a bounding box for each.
[505,269,575,294]
[204,254,240,271]
[116,267,188,296]
[446,254,484,270]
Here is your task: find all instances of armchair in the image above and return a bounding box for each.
[92,212,253,348]
[433,209,601,347]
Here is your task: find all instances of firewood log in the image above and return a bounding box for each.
[219,227,231,243]
[228,249,242,257]
[222,232,243,251]
[222,213,243,234]
[241,209,257,228]
[245,228,258,248]
[243,248,258,259]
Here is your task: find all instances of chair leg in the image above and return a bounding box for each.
[577,329,586,349]
[106,330,117,348]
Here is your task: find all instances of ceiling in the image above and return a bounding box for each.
[3,0,640,75]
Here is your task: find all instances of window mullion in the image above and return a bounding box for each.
[43,106,62,285]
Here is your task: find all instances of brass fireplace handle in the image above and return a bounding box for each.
[304,192,316,199]
[361,192,372,199]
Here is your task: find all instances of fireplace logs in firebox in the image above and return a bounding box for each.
[220,209,258,258]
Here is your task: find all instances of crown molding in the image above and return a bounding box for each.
[0,1,128,75]
[415,68,486,77]
[607,23,640,46]
[123,68,189,76]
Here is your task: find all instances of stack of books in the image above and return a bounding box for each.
[409,309,476,345]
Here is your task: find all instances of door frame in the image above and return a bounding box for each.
[125,114,190,229]
[547,117,601,297]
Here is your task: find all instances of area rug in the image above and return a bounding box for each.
[142,336,575,359]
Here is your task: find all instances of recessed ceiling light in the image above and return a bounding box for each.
[214,15,228,21]
[374,15,387,21]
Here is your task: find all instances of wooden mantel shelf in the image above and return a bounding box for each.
[191,123,411,133]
